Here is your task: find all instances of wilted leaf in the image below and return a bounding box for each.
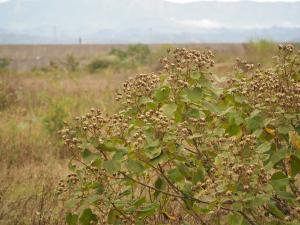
[289,131,300,150]
[162,211,176,221]
[264,127,276,136]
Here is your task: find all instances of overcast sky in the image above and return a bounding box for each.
[167,0,300,2]
[1,0,300,2]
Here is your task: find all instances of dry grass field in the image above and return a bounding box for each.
[0,44,248,71]
[0,41,299,225]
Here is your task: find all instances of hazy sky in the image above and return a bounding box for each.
[1,0,300,2]
[167,0,300,1]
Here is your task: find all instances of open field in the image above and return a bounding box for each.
[0,42,300,225]
[0,44,250,71]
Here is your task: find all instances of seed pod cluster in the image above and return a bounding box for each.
[162,48,215,75]
[116,73,160,104]
[138,109,172,132]
[230,44,300,115]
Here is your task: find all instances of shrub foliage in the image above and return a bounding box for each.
[58,45,300,225]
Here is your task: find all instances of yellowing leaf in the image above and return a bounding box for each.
[264,127,276,136]
[289,131,300,150]
[162,211,176,221]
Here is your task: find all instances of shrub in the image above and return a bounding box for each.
[246,39,277,64]
[0,80,17,110]
[58,46,300,225]
[87,56,118,73]
[0,57,10,71]
[43,100,69,135]
[127,44,151,64]
[110,48,128,61]
[65,54,79,72]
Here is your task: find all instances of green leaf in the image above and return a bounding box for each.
[154,86,170,102]
[167,168,184,182]
[137,203,158,218]
[278,125,290,135]
[203,101,219,113]
[226,123,242,136]
[127,159,144,174]
[190,72,201,80]
[86,181,104,194]
[192,167,206,184]
[65,198,78,209]
[185,107,204,119]
[79,208,97,225]
[112,150,127,161]
[266,149,286,169]
[133,197,146,207]
[290,155,300,177]
[66,213,78,225]
[182,87,203,103]
[256,142,271,153]
[246,114,264,131]
[107,209,118,224]
[81,149,100,163]
[270,172,289,191]
[277,191,295,200]
[227,213,243,225]
[103,160,120,174]
[154,177,166,198]
[161,103,177,118]
[178,163,191,178]
[146,147,162,160]
[85,194,100,204]
[267,202,285,219]
[99,142,118,152]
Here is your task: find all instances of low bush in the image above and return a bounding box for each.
[87,56,119,73]
[43,99,69,135]
[58,45,300,224]
[65,54,80,72]
[0,57,10,70]
[246,39,277,65]
[0,80,17,110]
[127,44,151,64]
[88,44,151,73]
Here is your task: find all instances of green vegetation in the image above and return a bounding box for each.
[65,54,80,72]
[88,44,151,73]
[0,42,299,225]
[0,57,10,70]
[59,45,300,224]
[246,39,277,65]
[0,79,16,110]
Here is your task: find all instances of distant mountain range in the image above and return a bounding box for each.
[0,0,300,44]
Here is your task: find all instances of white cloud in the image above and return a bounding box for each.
[176,19,223,29]
[173,18,300,29]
